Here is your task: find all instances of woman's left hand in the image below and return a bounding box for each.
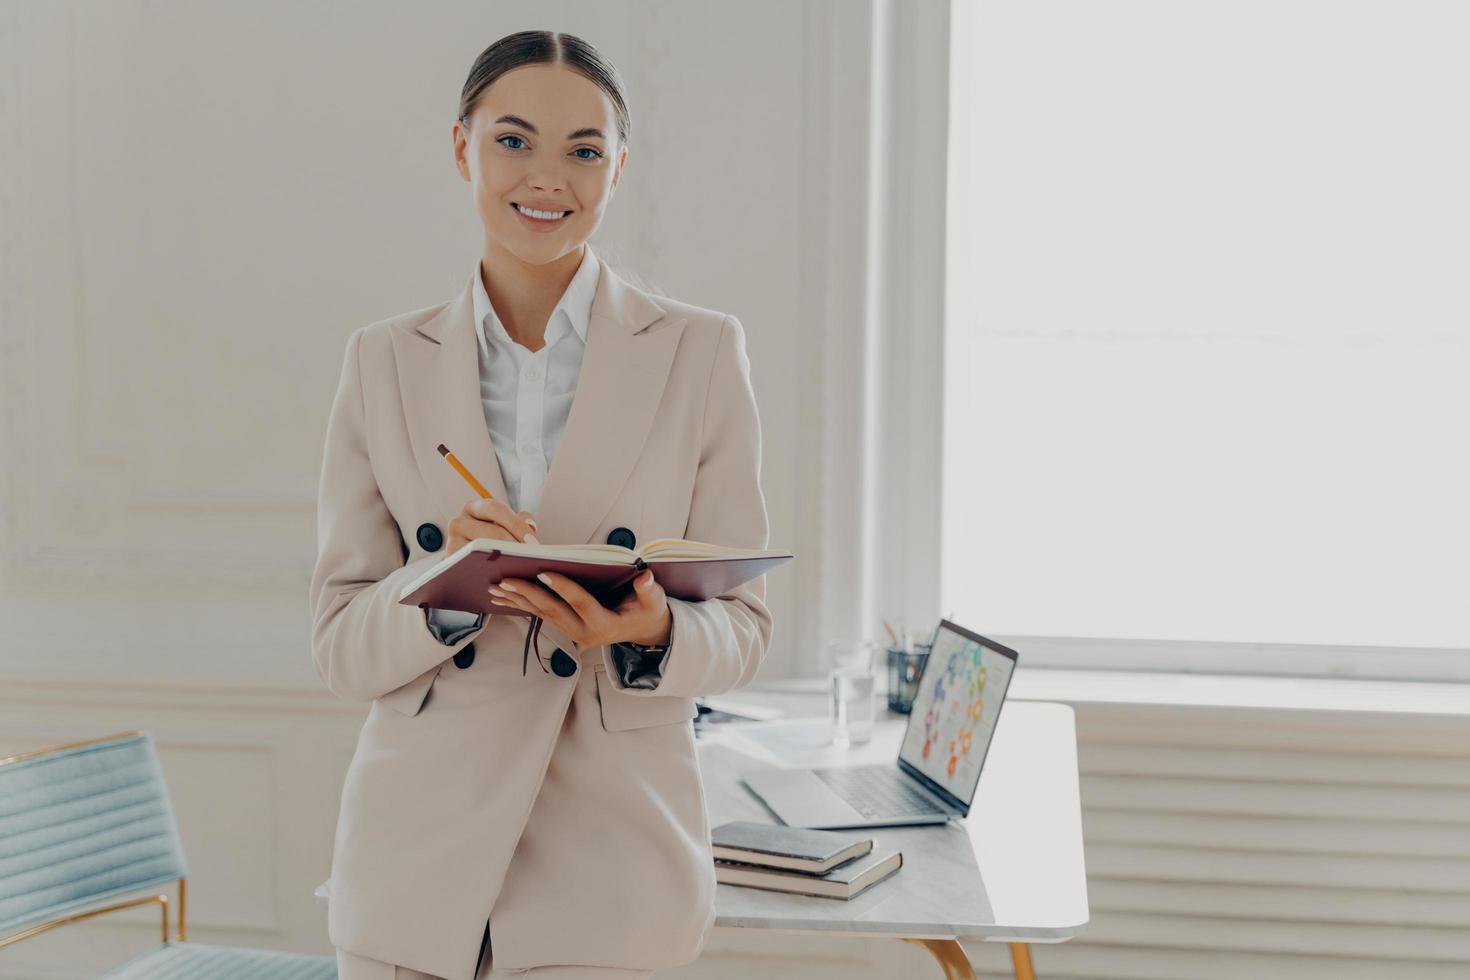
[488,569,673,648]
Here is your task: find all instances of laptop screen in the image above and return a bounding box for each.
[895,620,1018,810]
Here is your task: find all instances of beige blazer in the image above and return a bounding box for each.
[309,255,773,979]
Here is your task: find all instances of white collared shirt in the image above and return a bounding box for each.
[426,245,599,645]
[473,243,601,515]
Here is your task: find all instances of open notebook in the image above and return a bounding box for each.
[397,536,793,618]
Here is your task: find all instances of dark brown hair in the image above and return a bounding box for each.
[458,30,631,149]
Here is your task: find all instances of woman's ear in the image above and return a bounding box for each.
[611,144,628,191]
[451,120,472,182]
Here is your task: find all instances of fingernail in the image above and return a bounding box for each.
[537,573,552,585]
[525,533,540,544]
[501,582,518,593]
[489,586,506,596]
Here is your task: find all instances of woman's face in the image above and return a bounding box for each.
[453,63,626,266]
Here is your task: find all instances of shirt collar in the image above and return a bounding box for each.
[472,244,600,357]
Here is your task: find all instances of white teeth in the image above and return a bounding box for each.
[515,203,569,220]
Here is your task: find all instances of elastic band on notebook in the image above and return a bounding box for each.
[521,615,549,676]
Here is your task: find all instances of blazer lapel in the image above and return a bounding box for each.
[394,255,686,548]
[393,275,509,526]
[538,256,686,547]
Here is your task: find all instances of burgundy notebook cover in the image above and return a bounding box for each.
[397,545,793,618]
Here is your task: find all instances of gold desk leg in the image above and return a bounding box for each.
[1009,942,1036,980]
[901,938,977,979]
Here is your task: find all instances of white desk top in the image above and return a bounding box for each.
[697,699,1089,943]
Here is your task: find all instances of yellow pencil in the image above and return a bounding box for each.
[437,443,493,500]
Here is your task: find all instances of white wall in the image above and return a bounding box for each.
[0,0,821,694]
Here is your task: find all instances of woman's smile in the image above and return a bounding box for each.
[511,201,572,231]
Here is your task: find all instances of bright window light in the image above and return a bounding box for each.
[943,1,1469,649]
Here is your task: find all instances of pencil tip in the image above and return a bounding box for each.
[437,444,449,456]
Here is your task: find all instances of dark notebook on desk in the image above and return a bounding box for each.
[715,846,904,900]
[711,821,873,874]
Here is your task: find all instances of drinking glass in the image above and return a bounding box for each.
[828,639,879,747]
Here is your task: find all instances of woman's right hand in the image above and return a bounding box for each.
[445,497,540,555]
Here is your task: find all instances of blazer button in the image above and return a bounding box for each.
[453,643,476,669]
[550,648,577,677]
[606,527,636,550]
[417,522,444,552]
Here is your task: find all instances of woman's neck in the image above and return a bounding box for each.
[479,244,585,352]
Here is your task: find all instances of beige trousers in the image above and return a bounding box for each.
[335,919,655,980]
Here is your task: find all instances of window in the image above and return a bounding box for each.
[942,1,1469,669]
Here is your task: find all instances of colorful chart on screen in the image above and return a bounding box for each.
[897,627,1015,796]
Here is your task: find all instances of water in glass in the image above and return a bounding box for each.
[828,639,878,747]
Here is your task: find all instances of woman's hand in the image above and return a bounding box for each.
[445,497,540,554]
[488,568,673,649]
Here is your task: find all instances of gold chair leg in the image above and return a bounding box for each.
[1009,942,1036,980]
[901,938,977,979]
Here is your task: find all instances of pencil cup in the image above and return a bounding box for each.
[828,639,878,748]
[886,642,932,713]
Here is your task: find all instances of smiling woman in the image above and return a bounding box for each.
[451,36,630,295]
[313,26,774,980]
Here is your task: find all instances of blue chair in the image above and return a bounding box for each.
[0,730,336,978]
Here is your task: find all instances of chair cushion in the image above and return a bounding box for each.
[100,939,337,979]
[0,735,188,937]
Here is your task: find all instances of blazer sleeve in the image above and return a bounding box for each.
[600,314,774,698]
[310,326,487,702]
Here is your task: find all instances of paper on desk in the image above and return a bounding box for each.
[703,718,839,768]
[698,695,784,721]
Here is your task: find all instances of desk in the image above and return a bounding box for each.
[696,699,1087,979]
[314,698,1087,979]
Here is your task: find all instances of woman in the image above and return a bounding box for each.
[309,30,773,980]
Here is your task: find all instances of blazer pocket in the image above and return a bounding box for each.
[594,668,698,732]
[377,663,443,717]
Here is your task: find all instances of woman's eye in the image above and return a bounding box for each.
[496,136,601,161]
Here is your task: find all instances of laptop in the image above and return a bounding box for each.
[741,619,1018,828]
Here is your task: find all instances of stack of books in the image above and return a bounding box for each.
[710,821,904,900]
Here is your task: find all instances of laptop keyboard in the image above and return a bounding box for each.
[810,765,948,818]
